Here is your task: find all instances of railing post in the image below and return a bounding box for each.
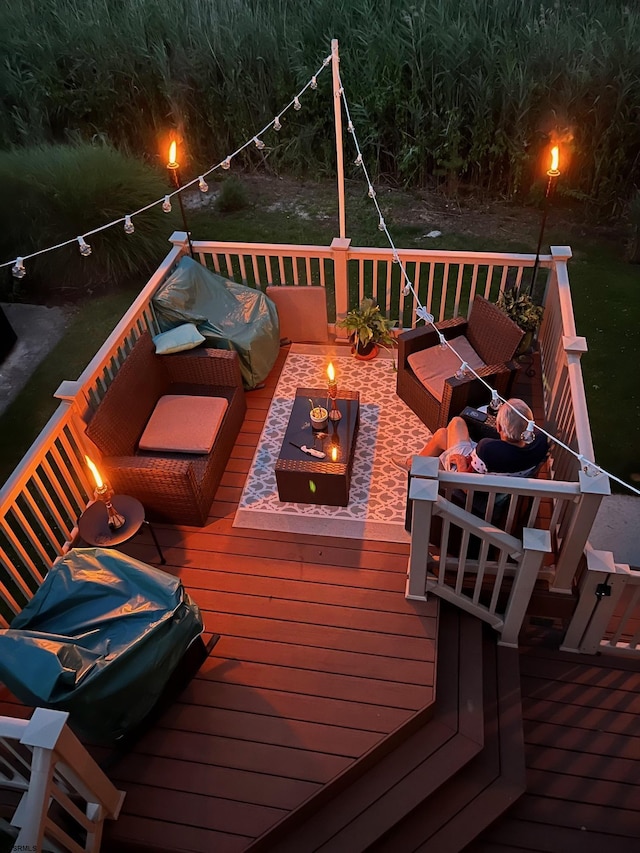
[551,470,610,593]
[406,457,439,600]
[499,527,552,648]
[560,547,630,654]
[331,236,352,336]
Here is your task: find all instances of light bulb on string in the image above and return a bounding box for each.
[347,121,354,133]
[11,257,25,279]
[273,116,282,131]
[221,157,231,170]
[253,137,265,150]
[323,56,331,67]
[392,253,400,264]
[438,333,448,349]
[489,390,502,412]
[77,236,92,257]
[310,76,318,90]
[162,195,172,213]
[455,362,471,380]
[367,186,376,199]
[354,153,362,166]
[293,96,301,111]
[124,215,135,235]
[198,176,208,192]
[403,282,412,296]
[416,306,434,325]
[378,217,385,231]
[521,420,536,444]
[578,455,601,477]
[336,86,344,97]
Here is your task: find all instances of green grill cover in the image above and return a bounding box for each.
[153,256,280,388]
[0,548,203,743]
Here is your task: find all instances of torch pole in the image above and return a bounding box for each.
[167,165,194,258]
[527,168,560,300]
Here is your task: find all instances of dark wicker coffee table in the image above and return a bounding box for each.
[275,387,360,506]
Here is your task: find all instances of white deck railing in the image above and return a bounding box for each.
[0,707,124,851]
[0,235,607,649]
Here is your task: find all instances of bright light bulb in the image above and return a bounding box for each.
[293,96,301,111]
[77,236,92,257]
[198,176,208,192]
[124,215,134,235]
[11,257,25,279]
[222,157,231,170]
[274,116,282,131]
[254,137,265,150]
[162,195,172,213]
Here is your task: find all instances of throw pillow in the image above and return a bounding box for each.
[152,323,205,355]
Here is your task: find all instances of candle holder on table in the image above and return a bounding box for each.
[327,379,342,421]
[94,481,126,529]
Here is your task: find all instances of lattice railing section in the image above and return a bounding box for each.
[0,708,124,851]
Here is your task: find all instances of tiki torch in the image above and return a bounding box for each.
[528,144,561,298]
[167,140,194,258]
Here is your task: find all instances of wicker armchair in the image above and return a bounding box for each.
[85,332,246,526]
[396,296,524,431]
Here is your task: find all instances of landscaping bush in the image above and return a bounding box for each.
[215,177,250,213]
[0,143,177,300]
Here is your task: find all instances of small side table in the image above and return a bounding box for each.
[77,494,166,564]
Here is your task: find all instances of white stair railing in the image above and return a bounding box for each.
[0,708,125,852]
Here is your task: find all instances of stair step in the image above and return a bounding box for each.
[248,604,486,853]
[368,623,526,852]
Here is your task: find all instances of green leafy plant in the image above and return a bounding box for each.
[496,289,544,333]
[337,297,396,354]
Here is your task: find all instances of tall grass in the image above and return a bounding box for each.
[1,0,639,209]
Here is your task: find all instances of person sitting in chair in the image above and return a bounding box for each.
[392,398,548,476]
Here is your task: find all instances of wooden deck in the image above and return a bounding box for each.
[1,344,639,852]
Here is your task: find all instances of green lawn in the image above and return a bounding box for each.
[1,198,636,493]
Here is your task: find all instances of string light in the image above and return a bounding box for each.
[162,195,172,213]
[347,121,354,133]
[416,306,435,325]
[293,96,301,111]
[311,76,318,90]
[368,186,376,199]
[11,257,25,279]
[489,390,502,412]
[253,137,265,150]
[578,455,601,477]
[221,157,231,170]
[77,236,92,257]
[273,116,282,131]
[198,176,209,192]
[438,333,448,349]
[124,215,135,235]
[521,420,536,444]
[354,153,363,166]
[378,216,385,231]
[455,362,471,380]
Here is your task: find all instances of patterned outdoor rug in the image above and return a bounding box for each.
[233,344,429,543]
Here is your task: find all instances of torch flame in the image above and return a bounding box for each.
[327,362,335,383]
[168,140,178,167]
[331,446,338,462]
[549,145,560,174]
[85,456,104,489]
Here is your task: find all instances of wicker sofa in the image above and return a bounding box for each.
[396,296,524,431]
[85,331,246,526]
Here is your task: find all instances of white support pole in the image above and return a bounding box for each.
[499,527,552,648]
[331,39,346,239]
[406,457,440,600]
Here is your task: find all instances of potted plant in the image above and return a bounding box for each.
[337,297,396,360]
[496,288,545,355]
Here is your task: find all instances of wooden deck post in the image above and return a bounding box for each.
[331,39,346,240]
[406,456,439,601]
[331,236,352,336]
[499,527,551,648]
[551,469,610,593]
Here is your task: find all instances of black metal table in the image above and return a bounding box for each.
[77,494,166,564]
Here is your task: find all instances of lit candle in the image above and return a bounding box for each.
[85,455,107,497]
[331,445,338,462]
[84,456,126,529]
[167,140,179,170]
[326,362,342,421]
[548,145,560,177]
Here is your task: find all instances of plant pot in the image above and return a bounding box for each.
[351,340,379,360]
[516,330,534,357]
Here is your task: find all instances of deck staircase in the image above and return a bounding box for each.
[248,602,526,853]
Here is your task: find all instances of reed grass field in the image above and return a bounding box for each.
[2,0,639,210]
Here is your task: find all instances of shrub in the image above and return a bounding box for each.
[215,177,250,213]
[0,143,178,301]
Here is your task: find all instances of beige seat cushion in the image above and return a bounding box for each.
[407,336,486,402]
[139,395,228,453]
[266,285,328,342]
